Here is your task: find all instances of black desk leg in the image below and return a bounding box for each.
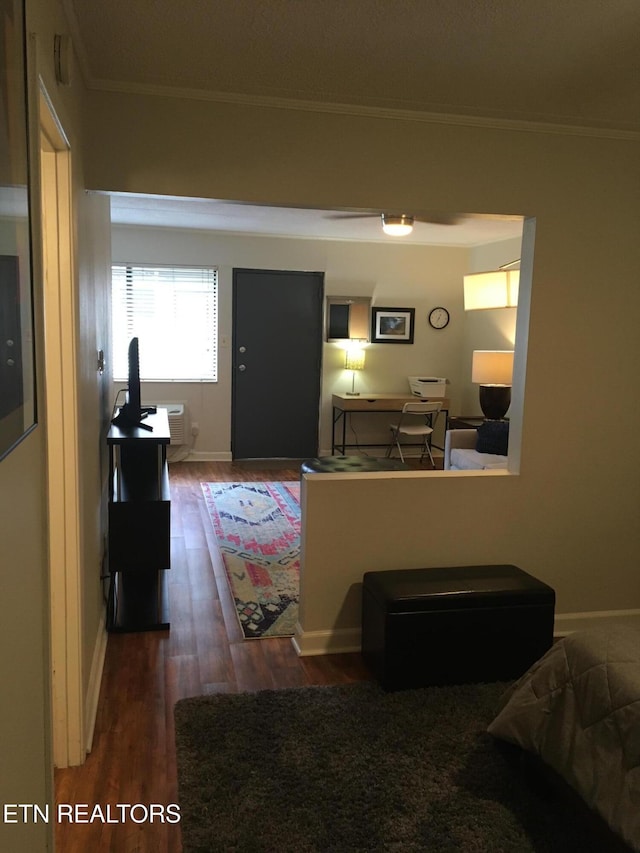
[332,407,347,455]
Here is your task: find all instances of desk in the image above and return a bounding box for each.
[332,393,450,456]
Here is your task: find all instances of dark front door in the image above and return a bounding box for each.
[232,268,324,459]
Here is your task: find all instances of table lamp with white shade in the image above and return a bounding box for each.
[471,350,514,420]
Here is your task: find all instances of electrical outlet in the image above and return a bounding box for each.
[191,422,200,436]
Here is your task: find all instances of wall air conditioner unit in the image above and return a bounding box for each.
[147,403,188,445]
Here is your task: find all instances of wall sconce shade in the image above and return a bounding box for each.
[381,214,414,237]
[472,350,514,419]
[463,269,519,309]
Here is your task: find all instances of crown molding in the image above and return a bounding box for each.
[85,77,640,142]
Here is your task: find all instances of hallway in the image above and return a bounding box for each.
[54,461,369,852]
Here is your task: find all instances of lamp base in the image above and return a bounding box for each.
[479,385,511,420]
[346,370,361,396]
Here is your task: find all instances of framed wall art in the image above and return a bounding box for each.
[0,0,36,461]
[371,307,415,344]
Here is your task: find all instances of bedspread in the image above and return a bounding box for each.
[488,626,640,851]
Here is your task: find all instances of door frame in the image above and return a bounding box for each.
[39,84,84,768]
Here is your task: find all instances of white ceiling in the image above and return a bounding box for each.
[72,0,636,244]
[108,195,524,246]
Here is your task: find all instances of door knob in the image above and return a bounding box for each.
[238,364,246,371]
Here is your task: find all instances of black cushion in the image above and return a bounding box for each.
[363,565,555,613]
[476,420,509,455]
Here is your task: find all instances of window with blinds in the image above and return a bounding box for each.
[111,264,218,381]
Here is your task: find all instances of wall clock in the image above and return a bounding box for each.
[428,306,450,329]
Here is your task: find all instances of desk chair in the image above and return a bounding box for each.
[386,401,442,466]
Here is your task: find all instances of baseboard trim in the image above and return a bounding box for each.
[185,450,233,462]
[292,610,640,657]
[84,611,108,754]
[554,609,640,636]
[292,623,361,656]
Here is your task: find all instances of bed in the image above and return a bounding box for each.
[488,626,640,851]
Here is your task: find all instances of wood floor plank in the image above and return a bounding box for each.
[191,598,228,649]
[55,460,370,852]
[185,547,218,601]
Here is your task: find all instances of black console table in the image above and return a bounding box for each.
[107,408,171,632]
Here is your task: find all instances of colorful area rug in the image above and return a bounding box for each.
[201,481,301,639]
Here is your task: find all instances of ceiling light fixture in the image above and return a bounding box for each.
[381,214,414,237]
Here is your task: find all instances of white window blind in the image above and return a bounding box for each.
[111,264,218,381]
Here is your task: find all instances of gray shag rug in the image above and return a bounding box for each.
[174,680,617,853]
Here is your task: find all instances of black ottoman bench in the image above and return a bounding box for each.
[301,456,410,474]
[361,564,555,691]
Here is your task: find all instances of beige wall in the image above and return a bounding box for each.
[0,432,50,848]
[85,91,640,651]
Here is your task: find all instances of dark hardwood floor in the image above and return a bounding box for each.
[54,461,370,853]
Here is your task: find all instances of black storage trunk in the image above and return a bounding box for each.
[361,564,555,691]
